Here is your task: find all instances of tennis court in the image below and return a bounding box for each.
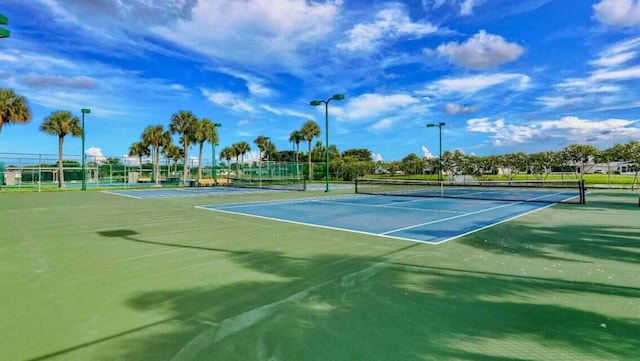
[1,189,639,361]
[199,195,552,244]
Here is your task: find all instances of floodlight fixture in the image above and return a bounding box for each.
[309,94,345,192]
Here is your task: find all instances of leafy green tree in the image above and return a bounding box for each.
[170,110,198,185]
[0,88,32,134]
[560,144,599,180]
[300,120,321,180]
[527,151,557,180]
[441,150,464,181]
[105,157,121,165]
[401,153,422,175]
[40,110,82,188]
[614,140,640,189]
[342,148,372,162]
[311,140,325,163]
[142,125,171,186]
[499,152,527,180]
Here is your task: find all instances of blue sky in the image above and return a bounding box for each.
[1,0,639,162]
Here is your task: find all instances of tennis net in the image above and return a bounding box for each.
[232,177,306,191]
[355,178,585,204]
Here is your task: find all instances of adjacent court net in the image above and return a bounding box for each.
[355,178,586,204]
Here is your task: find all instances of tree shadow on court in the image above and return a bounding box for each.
[458,197,640,265]
[74,242,640,361]
[97,229,253,256]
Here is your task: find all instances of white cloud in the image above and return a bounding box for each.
[369,118,395,131]
[593,0,640,27]
[200,89,255,113]
[466,117,539,146]
[460,0,483,16]
[86,147,106,163]
[372,153,383,162]
[260,105,310,119]
[436,30,524,69]
[421,146,435,158]
[338,4,438,52]
[445,102,478,114]
[466,116,640,147]
[341,93,419,120]
[544,37,640,109]
[590,66,640,81]
[151,0,340,71]
[425,73,530,95]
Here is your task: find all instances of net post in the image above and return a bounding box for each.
[355,177,359,194]
[303,178,306,191]
[580,179,586,204]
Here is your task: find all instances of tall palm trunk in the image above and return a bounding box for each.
[182,140,190,185]
[197,143,204,180]
[57,136,65,188]
[307,140,313,181]
[154,146,161,187]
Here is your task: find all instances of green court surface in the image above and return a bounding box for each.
[1,189,639,360]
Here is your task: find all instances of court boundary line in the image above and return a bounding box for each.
[100,190,144,199]
[196,196,555,245]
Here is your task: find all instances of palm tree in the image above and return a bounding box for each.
[142,125,171,187]
[300,120,321,181]
[40,110,82,188]
[233,141,251,179]
[162,142,183,179]
[193,118,216,180]
[288,130,303,163]
[254,135,271,162]
[220,146,236,182]
[128,141,150,176]
[0,88,32,134]
[169,110,198,185]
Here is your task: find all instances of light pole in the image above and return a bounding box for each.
[212,123,221,183]
[426,122,445,181]
[265,136,271,178]
[0,14,10,38]
[81,108,91,190]
[310,93,345,192]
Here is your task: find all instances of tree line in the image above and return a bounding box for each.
[1,88,639,188]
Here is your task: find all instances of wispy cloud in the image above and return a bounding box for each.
[467,116,640,147]
[339,93,419,120]
[151,0,340,72]
[21,74,98,89]
[422,73,530,95]
[338,3,438,52]
[445,102,478,114]
[200,89,255,113]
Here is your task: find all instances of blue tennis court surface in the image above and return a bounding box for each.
[198,194,553,244]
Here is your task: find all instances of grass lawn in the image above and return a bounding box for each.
[1,188,639,360]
